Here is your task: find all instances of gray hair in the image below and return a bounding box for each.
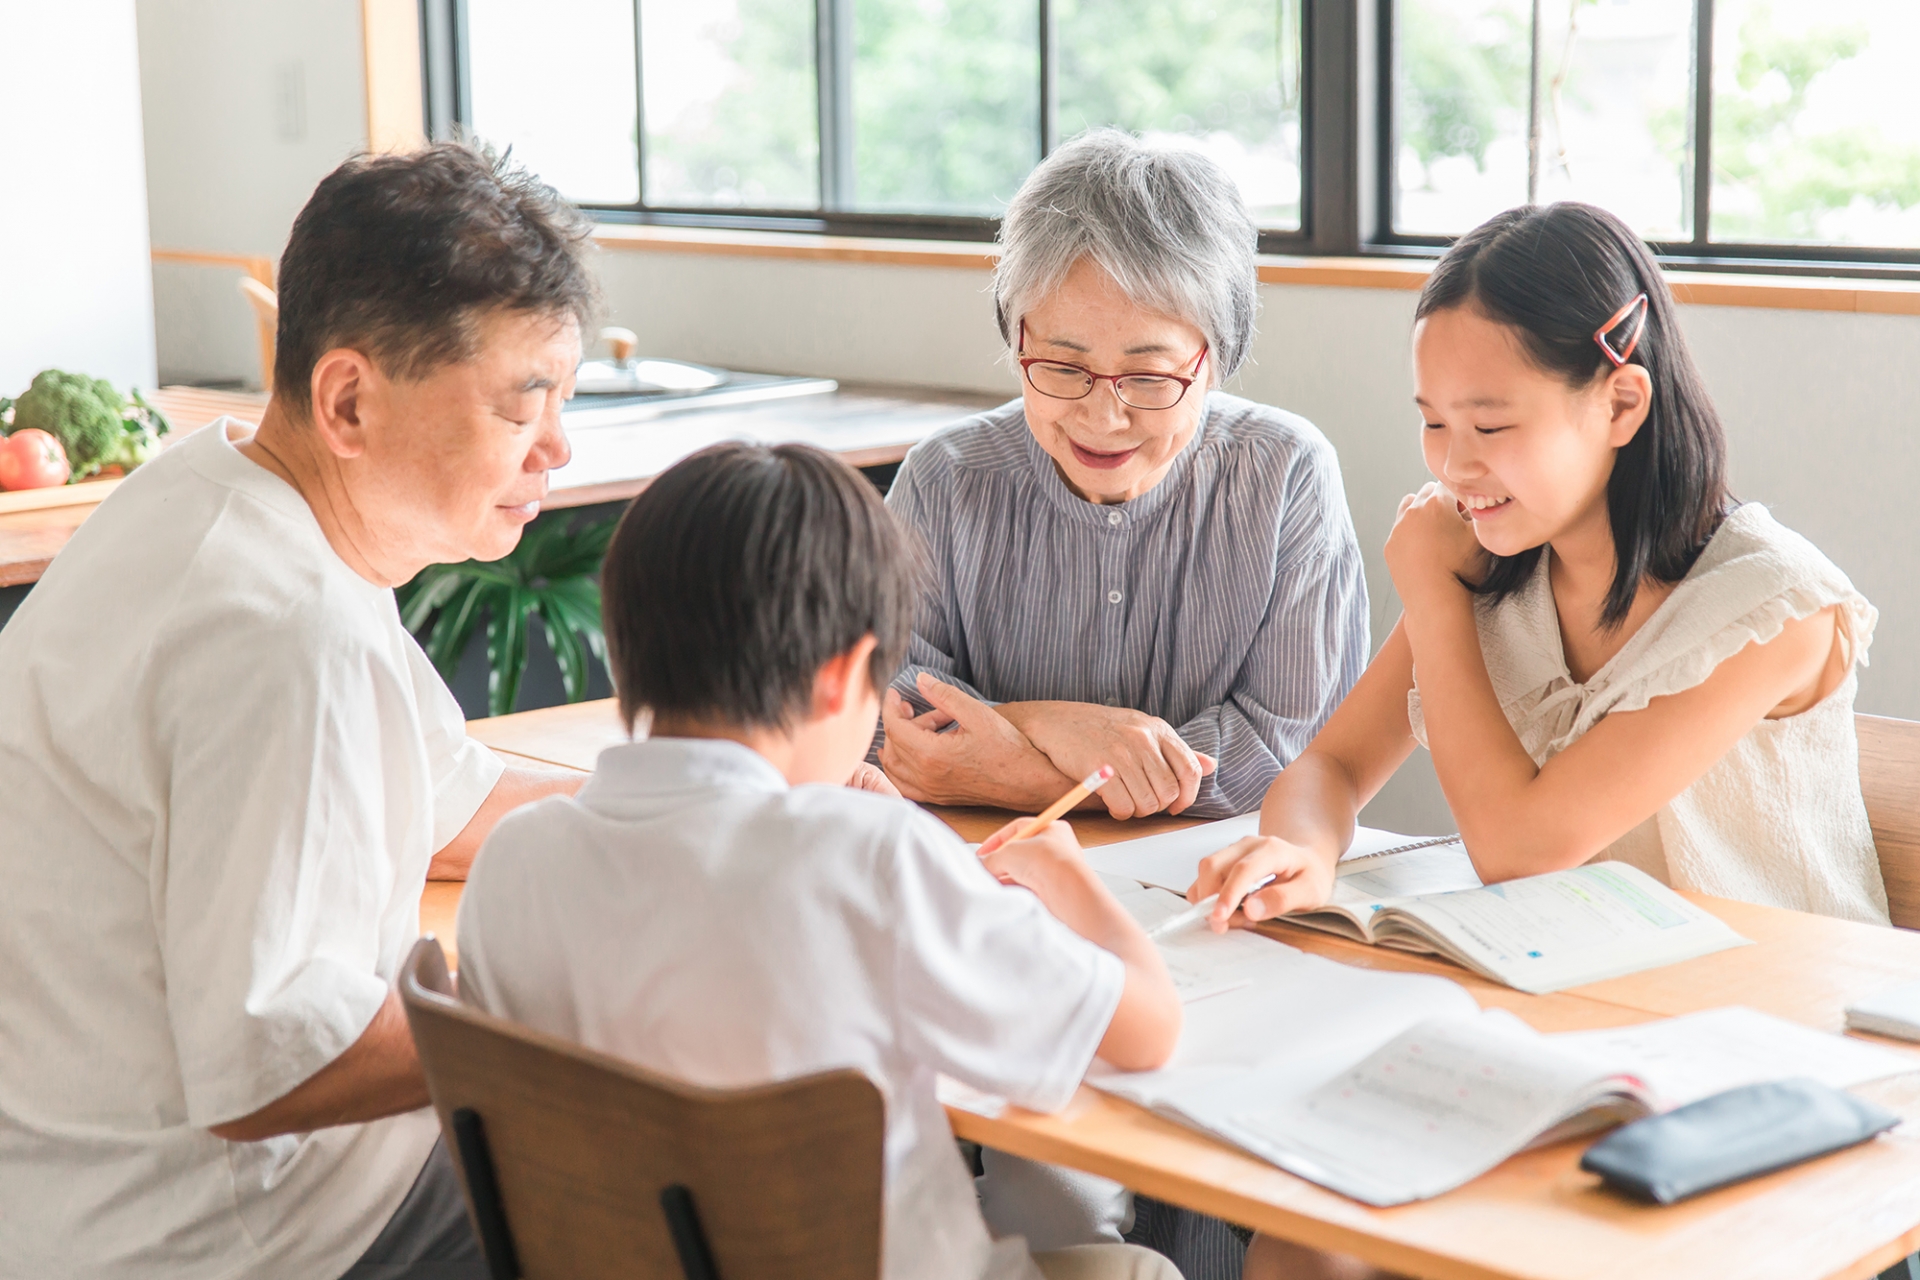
[994,128,1260,383]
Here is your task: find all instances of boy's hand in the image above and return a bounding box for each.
[981,817,1183,1073]
[977,818,1086,899]
[846,762,901,797]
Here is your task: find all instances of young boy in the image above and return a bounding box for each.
[455,442,1183,1280]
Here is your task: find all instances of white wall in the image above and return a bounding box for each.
[0,1,156,395]
[136,0,368,387]
[593,249,1920,832]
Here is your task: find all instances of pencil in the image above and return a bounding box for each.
[1008,765,1115,842]
[1144,876,1277,941]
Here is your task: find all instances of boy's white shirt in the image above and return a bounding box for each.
[456,737,1126,1280]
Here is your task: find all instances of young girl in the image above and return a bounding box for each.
[1194,201,1888,962]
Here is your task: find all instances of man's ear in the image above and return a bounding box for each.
[1605,363,1654,449]
[307,347,380,459]
[813,634,881,718]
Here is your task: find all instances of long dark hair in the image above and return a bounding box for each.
[1415,203,1731,628]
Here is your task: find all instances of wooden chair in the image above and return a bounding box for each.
[399,937,885,1280]
[1859,714,1920,930]
[237,277,278,394]
[148,250,278,393]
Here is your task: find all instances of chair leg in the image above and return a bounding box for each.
[661,1184,722,1280]
[452,1108,522,1280]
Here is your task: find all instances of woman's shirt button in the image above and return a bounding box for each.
[1107,509,1123,526]
[1108,589,1123,605]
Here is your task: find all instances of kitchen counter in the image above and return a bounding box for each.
[0,381,1002,588]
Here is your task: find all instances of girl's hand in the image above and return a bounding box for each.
[1384,482,1487,609]
[1187,834,1337,929]
[846,762,901,797]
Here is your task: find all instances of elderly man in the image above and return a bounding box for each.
[0,145,589,1279]
[877,129,1369,823]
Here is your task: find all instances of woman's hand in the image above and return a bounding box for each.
[876,674,1072,809]
[845,762,901,797]
[1384,482,1487,612]
[1000,701,1217,819]
[1187,833,1338,930]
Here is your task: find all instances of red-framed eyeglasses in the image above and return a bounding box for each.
[1594,293,1650,367]
[1016,321,1209,411]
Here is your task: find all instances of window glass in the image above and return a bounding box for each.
[642,0,819,208]
[1533,0,1694,241]
[850,0,1040,214]
[1055,0,1304,229]
[466,0,640,204]
[1711,0,1920,246]
[1393,0,1531,235]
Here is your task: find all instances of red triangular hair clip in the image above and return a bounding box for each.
[1594,292,1650,367]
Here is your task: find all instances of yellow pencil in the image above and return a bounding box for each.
[1009,765,1115,842]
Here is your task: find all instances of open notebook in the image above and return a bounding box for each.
[1084,818,1751,994]
[1055,876,1920,1206]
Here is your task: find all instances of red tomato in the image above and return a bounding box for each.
[0,429,71,490]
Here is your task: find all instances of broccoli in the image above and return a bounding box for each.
[109,388,173,471]
[3,372,174,479]
[10,370,127,480]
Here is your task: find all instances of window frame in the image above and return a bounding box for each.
[422,0,1920,279]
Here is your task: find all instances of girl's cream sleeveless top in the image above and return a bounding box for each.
[1409,502,1889,925]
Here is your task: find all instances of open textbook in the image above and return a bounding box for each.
[1069,879,1920,1205]
[1209,1005,1920,1206]
[942,881,1920,1206]
[1084,818,1752,994]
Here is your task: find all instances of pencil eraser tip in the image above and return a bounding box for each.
[1095,765,1115,781]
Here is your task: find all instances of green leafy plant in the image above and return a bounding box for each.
[397,511,619,717]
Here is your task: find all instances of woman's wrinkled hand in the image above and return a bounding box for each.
[1384,481,1487,610]
[876,674,1065,808]
[1186,833,1337,930]
[1002,701,1216,819]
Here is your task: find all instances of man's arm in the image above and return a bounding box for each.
[211,766,584,1141]
[428,764,584,880]
[209,990,425,1141]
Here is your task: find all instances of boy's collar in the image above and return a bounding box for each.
[580,736,790,807]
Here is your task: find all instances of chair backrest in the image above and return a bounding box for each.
[400,938,885,1280]
[237,276,278,394]
[1859,714,1920,930]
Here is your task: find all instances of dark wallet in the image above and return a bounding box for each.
[1579,1078,1899,1204]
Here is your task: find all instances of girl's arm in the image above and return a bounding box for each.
[1186,622,1423,926]
[1392,488,1842,882]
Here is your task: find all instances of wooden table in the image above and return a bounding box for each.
[0,382,998,588]
[437,699,1920,1280]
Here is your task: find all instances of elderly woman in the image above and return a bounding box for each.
[878,130,1372,1279]
[877,129,1370,823]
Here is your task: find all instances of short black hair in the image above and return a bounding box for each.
[602,443,923,733]
[1417,202,1732,629]
[274,142,598,411]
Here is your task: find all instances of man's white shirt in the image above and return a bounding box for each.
[457,737,1125,1280]
[0,420,503,1279]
